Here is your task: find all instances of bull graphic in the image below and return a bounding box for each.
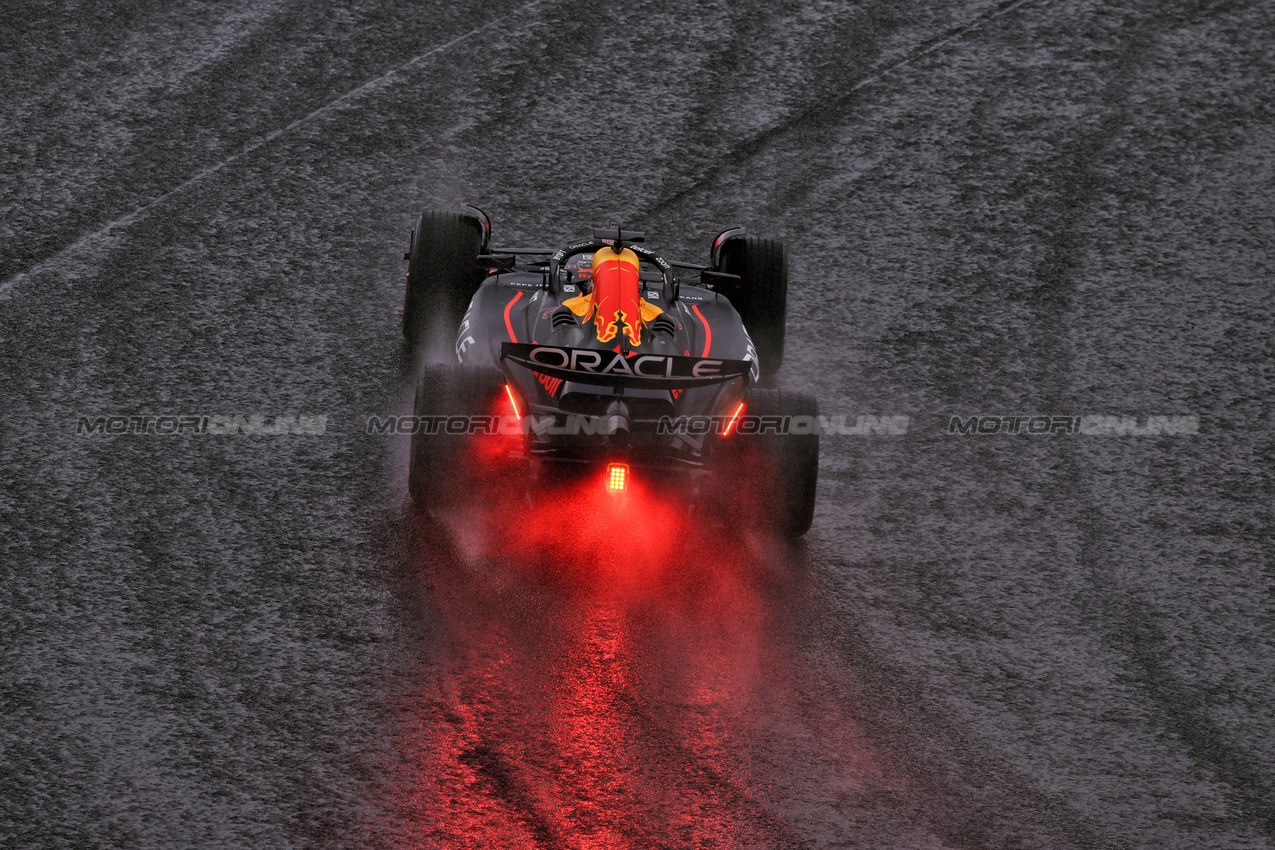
[561,245,662,347]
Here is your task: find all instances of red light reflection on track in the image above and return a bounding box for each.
[373,447,896,847]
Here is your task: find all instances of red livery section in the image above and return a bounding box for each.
[503,290,523,342]
[691,303,712,357]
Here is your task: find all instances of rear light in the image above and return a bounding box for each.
[505,384,522,419]
[606,463,629,492]
[722,402,745,437]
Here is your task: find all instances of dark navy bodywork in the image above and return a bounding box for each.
[454,241,760,476]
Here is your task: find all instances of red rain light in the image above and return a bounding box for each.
[505,384,522,420]
[606,463,629,492]
[722,402,745,437]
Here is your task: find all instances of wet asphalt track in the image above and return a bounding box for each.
[2,0,1274,847]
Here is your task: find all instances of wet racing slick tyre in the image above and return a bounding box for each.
[710,388,819,536]
[402,211,485,346]
[408,365,512,514]
[714,235,788,378]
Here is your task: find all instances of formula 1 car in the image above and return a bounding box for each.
[401,206,819,535]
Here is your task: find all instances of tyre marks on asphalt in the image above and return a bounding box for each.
[802,553,1104,850]
[641,0,1041,223]
[854,0,1275,842]
[373,500,960,847]
[0,0,287,283]
[1024,2,1275,839]
[0,0,551,302]
[1104,584,1275,839]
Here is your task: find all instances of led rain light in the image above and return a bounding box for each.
[606,463,629,492]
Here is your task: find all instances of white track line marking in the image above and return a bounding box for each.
[0,0,548,302]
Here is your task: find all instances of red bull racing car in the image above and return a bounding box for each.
[401,207,819,536]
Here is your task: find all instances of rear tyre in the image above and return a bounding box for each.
[711,388,818,536]
[408,365,511,514]
[714,235,788,377]
[402,211,486,346]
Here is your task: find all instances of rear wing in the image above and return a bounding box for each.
[484,241,743,291]
[501,343,751,390]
